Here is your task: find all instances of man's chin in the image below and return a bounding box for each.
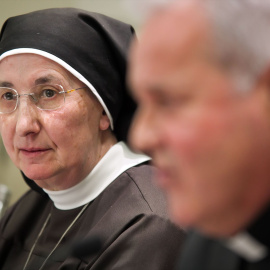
[167,195,192,227]
[169,203,236,237]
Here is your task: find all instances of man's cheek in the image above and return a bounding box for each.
[167,123,204,160]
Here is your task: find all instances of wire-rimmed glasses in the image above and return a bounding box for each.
[0,84,87,114]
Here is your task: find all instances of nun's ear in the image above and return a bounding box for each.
[100,110,111,131]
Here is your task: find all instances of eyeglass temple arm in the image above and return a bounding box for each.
[62,87,88,94]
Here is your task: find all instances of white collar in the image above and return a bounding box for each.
[43,142,150,210]
[224,231,268,262]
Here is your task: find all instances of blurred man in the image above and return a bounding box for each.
[129,0,270,269]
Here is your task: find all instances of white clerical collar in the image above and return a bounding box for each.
[43,142,150,210]
[224,231,268,262]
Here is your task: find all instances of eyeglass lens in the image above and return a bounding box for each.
[0,85,65,114]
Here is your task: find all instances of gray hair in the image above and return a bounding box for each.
[202,0,270,91]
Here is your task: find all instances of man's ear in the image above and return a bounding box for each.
[99,110,111,131]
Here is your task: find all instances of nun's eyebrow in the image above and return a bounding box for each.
[0,81,14,88]
[34,75,61,85]
[0,76,62,88]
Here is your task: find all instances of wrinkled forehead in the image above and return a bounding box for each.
[0,53,80,87]
[139,2,209,55]
[129,3,210,87]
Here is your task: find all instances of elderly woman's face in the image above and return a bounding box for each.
[0,54,111,190]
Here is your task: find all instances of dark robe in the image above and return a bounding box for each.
[176,205,270,270]
[0,165,185,269]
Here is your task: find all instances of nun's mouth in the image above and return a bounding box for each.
[19,147,51,158]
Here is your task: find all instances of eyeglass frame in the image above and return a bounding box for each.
[0,84,87,114]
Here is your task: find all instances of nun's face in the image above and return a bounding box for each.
[0,54,112,190]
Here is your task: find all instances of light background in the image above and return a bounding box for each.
[0,0,150,205]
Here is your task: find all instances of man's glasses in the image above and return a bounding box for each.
[0,84,87,114]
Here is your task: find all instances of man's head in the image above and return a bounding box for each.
[129,0,270,237]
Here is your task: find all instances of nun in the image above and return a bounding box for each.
[0,8,185,270]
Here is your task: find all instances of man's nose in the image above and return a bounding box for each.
[15,96,41,137]
[129,106,161,156]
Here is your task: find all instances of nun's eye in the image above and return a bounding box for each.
[42,89,57,98]
[36,86,60,100]
[2,91,15,100]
